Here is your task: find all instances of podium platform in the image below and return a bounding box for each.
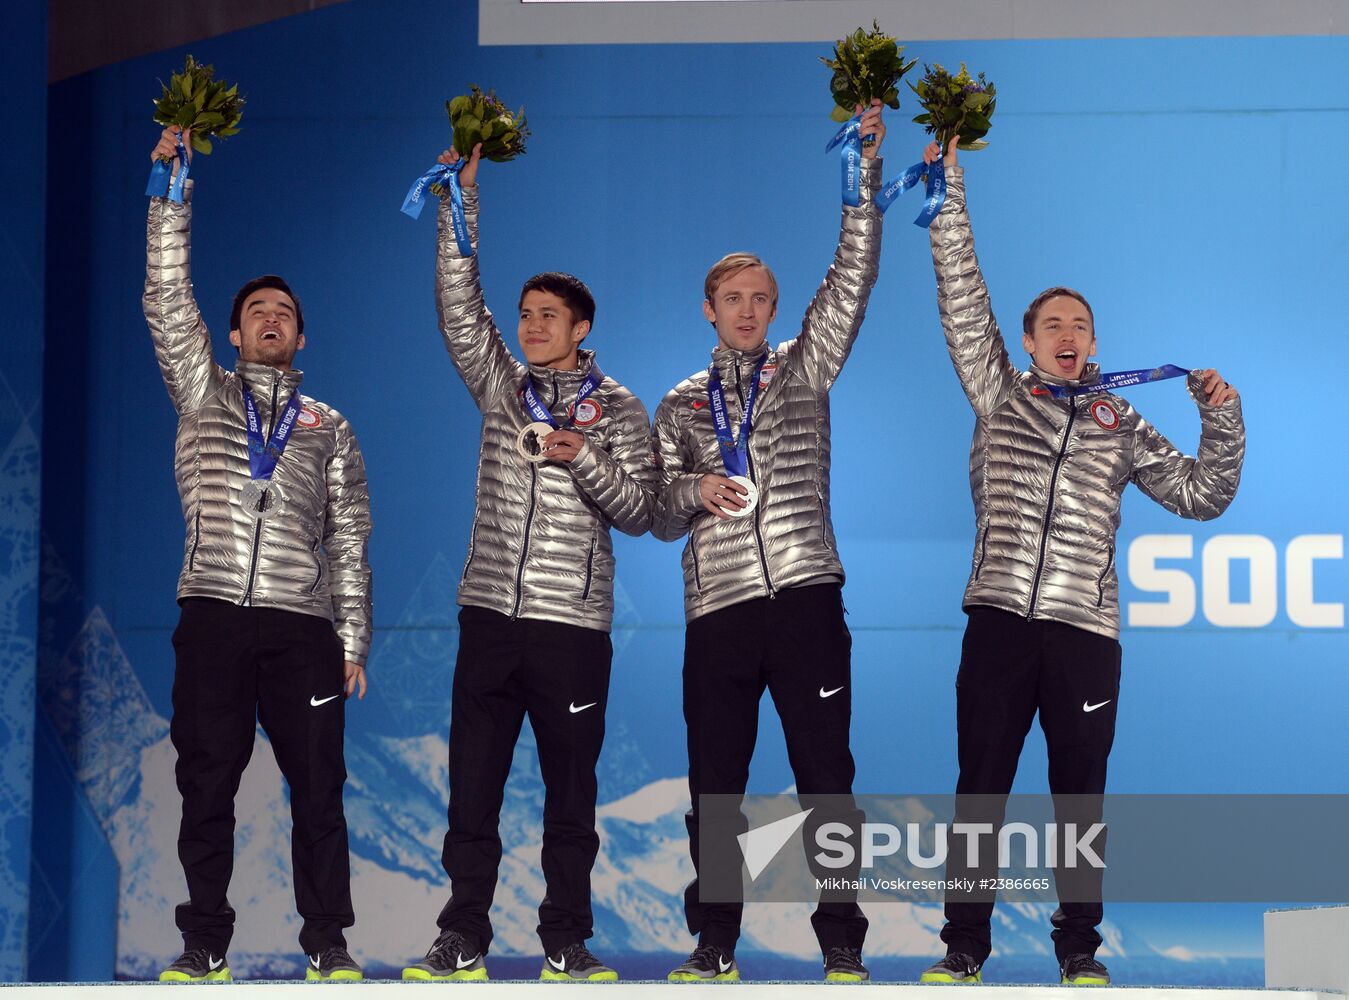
[1266,905,1349,995]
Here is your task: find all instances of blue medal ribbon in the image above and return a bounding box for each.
[521,360,606,429]
[401,159,472,255]
[1040,364,1192,400]
[242,386,304,481]
[146,134,191,204]
[706,355,768,479]
[875,158,946,228]
[824,118,946,226]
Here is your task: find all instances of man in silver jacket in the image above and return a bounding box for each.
[917,138,1244,987]
[143,127,372,983]
[402,144,655,984]
[651,101,885,983]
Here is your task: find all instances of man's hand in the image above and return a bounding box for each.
[437,143,482,188]
[542,429,586,465]
[699,474,750,519]
[344,661,367,700]
[857,100,886,159]
[1198,368,1238,406]
[151,126,192,175]
[923,134,960,170]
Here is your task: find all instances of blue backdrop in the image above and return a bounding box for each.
[28,0,1348,983]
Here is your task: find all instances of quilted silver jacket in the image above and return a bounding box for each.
[436,187,655,633]
[652,158,882,622]
[144,188,373,664]
[931,166,1245,639]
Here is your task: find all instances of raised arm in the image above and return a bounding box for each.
[143,127,226,413]
[928,140,1018,416]
[434,145,523,407]
[789,101,885,392]
[323,408,374,668]
[1131,370,1245,520]
[566,391,657,537]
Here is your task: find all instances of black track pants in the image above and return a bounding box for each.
[939,605,1121,965]
[437,605,612,956]
[170,597,354,955]
[682,583,868,956]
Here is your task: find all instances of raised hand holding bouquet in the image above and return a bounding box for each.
[911,62,997,151]
[821,21,915,205]
[402,85,530,255]
[145,54,245,203]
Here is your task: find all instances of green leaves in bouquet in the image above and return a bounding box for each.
[151,54,245,156]
[910,62,996,151]
[820,20,917,121]
[445,85,529,163]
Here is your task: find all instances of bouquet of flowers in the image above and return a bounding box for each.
[446,85,529,164]
[820,21,917,123]
[151,54,244,156]
[910,63,997,151]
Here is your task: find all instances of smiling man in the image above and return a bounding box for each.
[917,138,1245,986]
[143,127,372,984]
[651,101,885,984]
[402,144,655,984]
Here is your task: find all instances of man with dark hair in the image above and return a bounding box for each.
[402,143,655,983]
[650,100,885,984]
[143,127,372,983]
[917,137,1244,985]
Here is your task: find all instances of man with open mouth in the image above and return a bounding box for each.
[144,126,372,984]
[917,136,1245,987]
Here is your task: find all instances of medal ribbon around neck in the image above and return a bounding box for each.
[242,385,303,481]
[521,360,606,430]
[706,354,768,479]
[1040,364,1191,400]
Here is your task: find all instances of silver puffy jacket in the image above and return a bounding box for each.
[436,187,655,633]
[931,166,1245,639]
[652,158,882,622]
[144,188,374,664]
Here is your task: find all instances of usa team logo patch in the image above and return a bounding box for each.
[297,407,322,429]
[573,399,603,427]
[759,364,778,386]
[1089,399,1120,430]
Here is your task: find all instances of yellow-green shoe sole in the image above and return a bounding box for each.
[541,968,619,981]
[669,970,741,982]
[1062,975,1109,986]
[403,966,489,981]
[826,972,868,983]
[159,968,232,983]
[306,968,363,981]
[920,971,983,984]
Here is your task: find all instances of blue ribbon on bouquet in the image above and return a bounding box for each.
[146,133,191,204]
[401,158,472,255]
[824,116,865,207]
[1040,364,1192,399]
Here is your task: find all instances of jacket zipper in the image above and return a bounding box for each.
[1096,543,1115,608]
[690,529,703,593]
[188,511,201,571]
[241,378,279,606]
[581,535,596,601]
[735,359,775,598]
[974,524,989,581]
[309,537,323,595]
[511,375,556,618]
[1026,397,1077,618]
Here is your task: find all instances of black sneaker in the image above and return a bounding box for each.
[541,942,619,981]
[159,948,231,982]
[919,952,983,984]
[1061,953,1110,985]
[824,946,870,982]
[668,944,739,981]
[402,928,487,981]
[306,945,363,981]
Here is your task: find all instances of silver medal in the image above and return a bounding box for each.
[723,475,759,518]
[240,479,283,521]
[516,421,555,463]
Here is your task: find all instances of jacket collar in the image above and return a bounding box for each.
[710,339,771,374]
[236,360,304,398]
[1030,361,1101,390]
[525,348,599,390]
